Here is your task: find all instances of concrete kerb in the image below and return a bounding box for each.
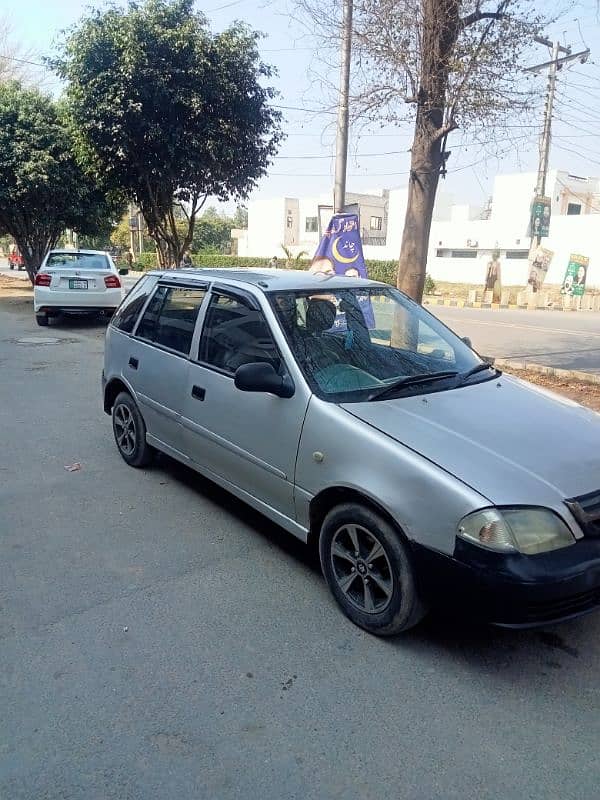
[423,296,600,312]
[491,358,600,385]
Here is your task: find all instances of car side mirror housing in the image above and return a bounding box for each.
[461,336,472,349]
[234,363,295,398]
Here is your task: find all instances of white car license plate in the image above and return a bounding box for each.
[69,279,88,290]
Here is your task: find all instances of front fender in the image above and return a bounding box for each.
[295,397,489,556]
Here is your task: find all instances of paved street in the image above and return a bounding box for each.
[1,300,600,800]
[431,306,600,373]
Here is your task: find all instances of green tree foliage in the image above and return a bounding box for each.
[0,81,124,283]
[191,207,233,254]
[232,205,249,229]
[55,0,283,268]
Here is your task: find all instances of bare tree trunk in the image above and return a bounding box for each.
[396,0,460,304]
[397,130,443,301]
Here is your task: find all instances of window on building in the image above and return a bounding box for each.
[450,249,478,259]
[370,216,383,231]
[305,216,318,233]
[286,212,293,228]
[506,250,529,260]
[567,203,582,216]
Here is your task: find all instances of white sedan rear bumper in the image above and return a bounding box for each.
[34,286,123,313]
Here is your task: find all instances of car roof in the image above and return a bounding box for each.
[148,267,387,293]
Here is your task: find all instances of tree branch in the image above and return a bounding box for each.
[460,10,505,29]
[432,120,459,142]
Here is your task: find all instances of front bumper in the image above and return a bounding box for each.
[412,537,600,627]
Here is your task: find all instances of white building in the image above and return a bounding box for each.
[237,169,600,286]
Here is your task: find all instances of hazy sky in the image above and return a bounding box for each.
[7,0,600,211]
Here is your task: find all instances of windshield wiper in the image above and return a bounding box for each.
[457,362,501,385]
[368,370,459,401]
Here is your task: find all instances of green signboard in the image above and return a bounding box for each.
[531,196,551,238]
[560,254,589,297]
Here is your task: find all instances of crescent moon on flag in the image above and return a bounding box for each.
[332,236,359,264]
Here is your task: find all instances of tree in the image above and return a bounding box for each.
[55,0,283,268]
[299,0,549,302]
[281,245,309,266]
[0,82,124,283]
[233,205,249,229]
[0,15,44,85]
[191,207,233,254]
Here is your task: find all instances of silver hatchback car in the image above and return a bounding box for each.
[103,269,600,635]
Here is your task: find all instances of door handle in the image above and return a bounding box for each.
[191,385,206,401]
[128,356,138,370]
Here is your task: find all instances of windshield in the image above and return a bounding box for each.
[46,252,110,270]
[269,286,486,402]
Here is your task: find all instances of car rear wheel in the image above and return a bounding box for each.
[319,503,427,636]
[112,391,154,468]
[35,313,49,327]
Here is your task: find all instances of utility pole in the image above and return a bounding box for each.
[525,37,590,248]
[333,0,353,214]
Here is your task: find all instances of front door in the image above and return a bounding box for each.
[181,289,310,519]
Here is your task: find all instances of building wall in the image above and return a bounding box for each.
[240,169,600,286]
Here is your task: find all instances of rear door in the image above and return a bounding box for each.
[129,282,208,454]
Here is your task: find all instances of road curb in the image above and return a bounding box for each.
[493,359,600,385]
[424,297,599,312]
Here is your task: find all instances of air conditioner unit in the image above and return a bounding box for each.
[466,239,478,248]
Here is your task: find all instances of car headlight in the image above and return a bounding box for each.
[457,507,575,555]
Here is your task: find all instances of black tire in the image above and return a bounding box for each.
[319,503,427,636]
[36,313,49,327]
[111,391,154,467]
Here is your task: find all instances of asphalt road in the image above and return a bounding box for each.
[1,301,600,800]
[431,306,600,374]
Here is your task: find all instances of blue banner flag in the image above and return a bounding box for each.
[311,213,374,330]
[311,213,368,279]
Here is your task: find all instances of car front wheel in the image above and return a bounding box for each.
[112,391,154,467]
[319,503,427,636]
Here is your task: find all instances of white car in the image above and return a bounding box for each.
[34,249,124,326]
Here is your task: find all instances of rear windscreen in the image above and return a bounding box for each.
[47,253,110,270]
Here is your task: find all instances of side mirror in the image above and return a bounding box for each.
[119,268,129,276]
[461,336,473,349]
[234,362,295,398]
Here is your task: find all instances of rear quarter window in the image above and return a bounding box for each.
[111,276,152,334]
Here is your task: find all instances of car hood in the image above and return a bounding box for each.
[342,374,600,506]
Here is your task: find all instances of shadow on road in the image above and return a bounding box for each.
[153,453,599,676]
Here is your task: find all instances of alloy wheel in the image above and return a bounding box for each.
[330,523,394,614]
[114,403,137,457]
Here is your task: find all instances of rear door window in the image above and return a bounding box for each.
[136,285,206,355]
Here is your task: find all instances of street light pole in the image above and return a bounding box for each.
[333,0,353,214]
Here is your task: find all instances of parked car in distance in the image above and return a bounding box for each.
[34,249,123,326]
[103,269,600,635]
[8,248,25,271]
